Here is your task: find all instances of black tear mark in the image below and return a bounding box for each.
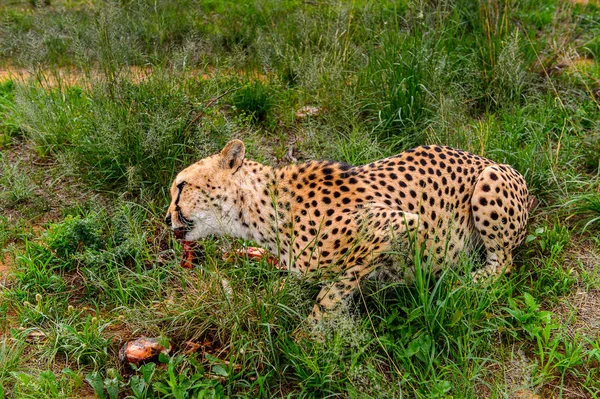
[173,181,196,230]
[175,181,186,205]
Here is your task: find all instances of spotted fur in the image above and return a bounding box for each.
[166,140,531,322]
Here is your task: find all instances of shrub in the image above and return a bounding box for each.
[44,214,103,261]
[232,80,274,123]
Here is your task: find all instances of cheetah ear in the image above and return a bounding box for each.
[220,140,245,170]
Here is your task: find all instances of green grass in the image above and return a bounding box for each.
[1,0,600,397]
[232,80,274,123]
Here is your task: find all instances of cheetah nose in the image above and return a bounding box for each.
[165,214,172,227]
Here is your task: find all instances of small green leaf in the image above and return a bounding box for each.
[130,375,146,398]
[158,351,170,363]
[11,371,31,385]
[85,372,105,399]
[523,292,537,310]
[434,379,452,394]
[404,343,419,358]
[157,336,170,349]
[212,364,228,377]
[104,376,119,399]
[405,307,422,322]
[450,310,463,326]
[139,362,156,383]
[62,368,81,386]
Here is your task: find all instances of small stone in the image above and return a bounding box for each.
[24,330,46,343]
[118,337,171,364]
[513,389,541,399]
[295,106,321,120]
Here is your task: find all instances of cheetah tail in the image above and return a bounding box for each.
[527,195,538,213]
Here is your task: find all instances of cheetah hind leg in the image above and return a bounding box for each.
[470,164,529,282]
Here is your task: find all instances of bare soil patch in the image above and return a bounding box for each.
[2,139,106,226]
[0,65,154,87]
[570,0,600,5]
[0,65,268,88]
[554,289,600,338]
[0,66,30,81]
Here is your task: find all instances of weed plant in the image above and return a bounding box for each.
[0,158,37,208]
[232,81,273,123]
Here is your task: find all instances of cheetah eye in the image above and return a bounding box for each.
[177,181,187,190]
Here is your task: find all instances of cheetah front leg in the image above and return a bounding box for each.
[471,251,513,282]
[310,281,354,324]
[309,209,421,324]
[310,266,368,324]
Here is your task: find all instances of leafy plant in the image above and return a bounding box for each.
[135,354,227,399]
[86,369,122,399]
[129,363,157,399]
[232,81,273,123]
[567,194,600,231]
[0,337,25,397]
[44,214,103,261]
[11,368,82,399]
[50,317,112,368]
[0,158,37,208]
[13,240,67,299]
[524,223,575,297]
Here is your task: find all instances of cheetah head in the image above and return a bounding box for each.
[165,140,246,241]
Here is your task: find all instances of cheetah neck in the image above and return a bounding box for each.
[227,161,285,254]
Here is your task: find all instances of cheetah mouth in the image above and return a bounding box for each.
[180,239,201,268]
[173,226,191,240]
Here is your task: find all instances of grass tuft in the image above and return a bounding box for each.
[231,80,274,123]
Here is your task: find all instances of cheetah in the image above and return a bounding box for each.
[165,140,531,323]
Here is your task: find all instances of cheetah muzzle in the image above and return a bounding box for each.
[165,140,531,324]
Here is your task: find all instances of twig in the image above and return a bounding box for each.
[183,86,238,135]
